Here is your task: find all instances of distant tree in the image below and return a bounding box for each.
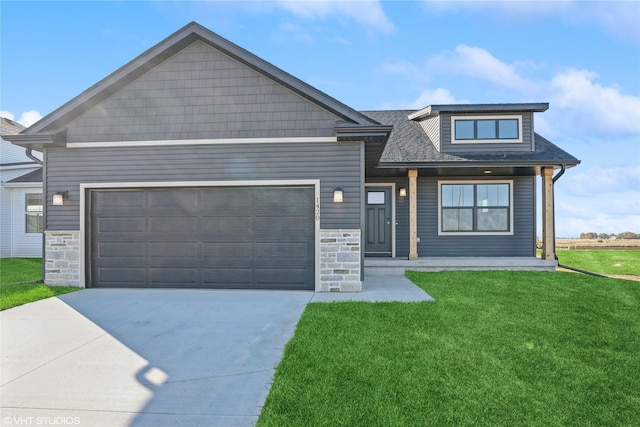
[598,233,610,240]
[580,232,597,239]
[617,231,640,239]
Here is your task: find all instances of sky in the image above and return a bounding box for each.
[1,0,639,237]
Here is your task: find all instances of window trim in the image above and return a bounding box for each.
[451,115,523,144]
[25,192,44,234]
[438,180,514,236]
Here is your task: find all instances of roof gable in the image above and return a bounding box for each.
[25,22,379,136]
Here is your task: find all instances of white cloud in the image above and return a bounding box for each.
[0,110,42,127]
[565,166,640,196]
[427,45,538,93]
[277,0,394,34]
[550,69,640,135]
[18,110,42,127]
[0,110,15,121]
[383,45,640,137]
[379,87,469,110]
[422,1,640,44]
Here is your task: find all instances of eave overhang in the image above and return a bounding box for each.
[2,130,67,151]
[408,103,549,121]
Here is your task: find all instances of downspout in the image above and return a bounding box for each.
[551,164,608,278]
[25,148,43,165]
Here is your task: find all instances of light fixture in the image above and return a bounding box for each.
[52,191,68,206]
[333,188,344,203]
[399,187,407,197]
[484,170,492,175]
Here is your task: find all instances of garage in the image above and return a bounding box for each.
[88,186,316,290]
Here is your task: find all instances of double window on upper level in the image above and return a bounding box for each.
[452,115,522,144]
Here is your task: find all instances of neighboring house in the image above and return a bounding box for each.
[5,22,579,291]
[1,117,43,258]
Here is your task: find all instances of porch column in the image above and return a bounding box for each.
[541,167,555,261]
[408,169,418,260]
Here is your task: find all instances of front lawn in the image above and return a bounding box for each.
[556,249,640,275]
[0,258,43,284]
[0,283,79,311]
[258,271,640,426]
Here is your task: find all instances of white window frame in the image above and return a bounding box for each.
[438,180,514,236]
[25,193,43,234]
[451,115,523,144]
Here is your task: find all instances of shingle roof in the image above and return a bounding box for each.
[6,168,42,183]
[361,110,580,167]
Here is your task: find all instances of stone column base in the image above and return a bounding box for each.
[319,229,362,292]
[45,231,81,287]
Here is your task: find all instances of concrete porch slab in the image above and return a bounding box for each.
[365,257,557,276]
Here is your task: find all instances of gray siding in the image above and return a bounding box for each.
[45,141,362,231]
[417,176,536,257]
[65,40,340,143]
[440,112,533,153]
[369,176,536,258]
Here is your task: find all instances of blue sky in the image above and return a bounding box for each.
[2,0,639,237]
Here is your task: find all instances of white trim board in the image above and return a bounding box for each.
[451,115,523,144]
[79,179,321,291]
[68,136,338,148]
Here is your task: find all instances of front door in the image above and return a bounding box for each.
[365,186,392,257]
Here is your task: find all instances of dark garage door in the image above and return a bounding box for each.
[88,186,315,290]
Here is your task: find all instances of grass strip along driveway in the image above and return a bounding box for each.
[0,258,77,310]
[258,271,640,427]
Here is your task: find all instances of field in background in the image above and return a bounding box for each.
[554,239,640,250]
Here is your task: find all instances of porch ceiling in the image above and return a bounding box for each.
[366,165,541,178]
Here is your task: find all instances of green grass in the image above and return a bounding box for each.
[556,249,640,275]
[1,258,78,310]
[258,271,640,427]
[0,283,79,310]
[0,258,43,284]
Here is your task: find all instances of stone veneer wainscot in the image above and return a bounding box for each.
[45,231,81,286]
[320,229,362,292]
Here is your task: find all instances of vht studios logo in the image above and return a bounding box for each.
[3,416,81,426]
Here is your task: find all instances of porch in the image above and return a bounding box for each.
[365,257,557,276]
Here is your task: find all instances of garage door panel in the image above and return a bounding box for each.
[99,267,146,284]
[150,268,198,284]
[149,216,199,233]
[149,190,198,209]
[202,242,252,258]
[201,216,252,237]
[95,191,145,208]
[98,217,146,233]
[202,269,252,284]
[255,242,308,258]
[99,242,146,258]
[90,186,315,289]
[149,242,198,258]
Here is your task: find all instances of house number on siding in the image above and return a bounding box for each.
[315,197,320,221]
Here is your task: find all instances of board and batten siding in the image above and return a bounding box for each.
[439,112,533,153]
[64,40,340,143]
[45,141,362,231]
[417,176,536,257]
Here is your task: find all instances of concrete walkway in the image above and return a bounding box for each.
[311,275,434,302]
[0,276,432,427]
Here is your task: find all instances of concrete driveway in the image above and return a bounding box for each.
[0,289,313,427]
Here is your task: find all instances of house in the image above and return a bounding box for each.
[5,22,579,291]
[1,117,43,258]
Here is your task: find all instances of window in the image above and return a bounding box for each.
[25,193,43,233]
[452,115,522,143]
[439,182,512,234]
